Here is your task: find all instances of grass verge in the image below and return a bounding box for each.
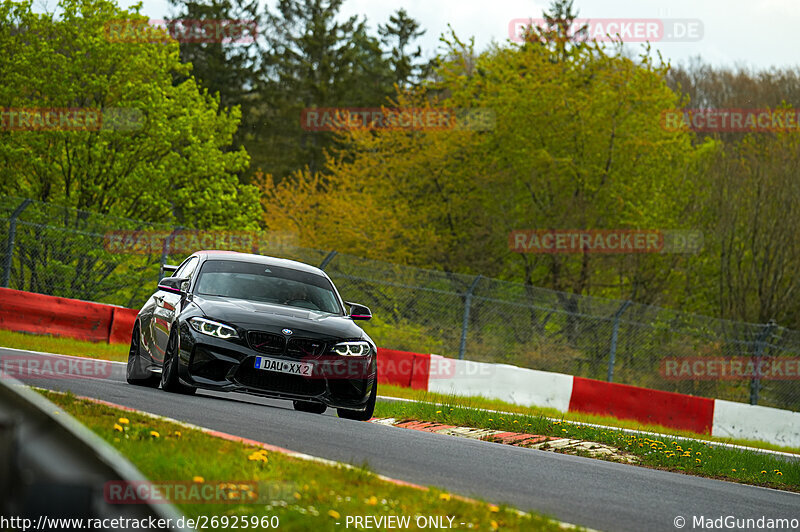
[374,396,799,492]
[2,329,798,455]
[39,389,570,531]
[0,329,129,362]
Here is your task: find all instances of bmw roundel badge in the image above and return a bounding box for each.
[281,328,293,335]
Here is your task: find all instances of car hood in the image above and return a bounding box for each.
[192,295,367,340]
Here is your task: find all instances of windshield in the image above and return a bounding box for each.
[194,260,343,315]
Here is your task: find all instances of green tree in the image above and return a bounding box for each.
[166,0,262,162]
[0,0,259,227]
[252,0,427,179]
[378,8,427,87]
[521,0,589,62]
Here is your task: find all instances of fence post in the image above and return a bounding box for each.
[319,250,338,270]
[2,199,33,288]
[607,300,633,382]
[158,226,182,281]
[458,275,482,360]
[750,319,777,405]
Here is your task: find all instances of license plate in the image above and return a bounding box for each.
[254,356,313,377]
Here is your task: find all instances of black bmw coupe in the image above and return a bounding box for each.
[126,251,377,420]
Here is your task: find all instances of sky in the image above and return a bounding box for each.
[108,0,799,70]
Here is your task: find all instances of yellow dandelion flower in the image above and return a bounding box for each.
[367,496,378,505]
[489,505,499,512]
[761,470,767,474]
[776,472,783,476]
[490,520,499,530]
[436,410,442,414]
[695,459,701,463]
[193,476,204,483]
[328,510,340,519]
[150,431,160,438]
[439,493,451,501]
[294,492,301,500]
[173,431,182,438]
[118,418,129,425]
[113,424,123,432]
[732,469,737,472]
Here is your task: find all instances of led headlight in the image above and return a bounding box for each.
[331,341,371,356]
[189,317,238,339]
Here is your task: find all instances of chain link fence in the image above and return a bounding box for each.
[2,195,799,411]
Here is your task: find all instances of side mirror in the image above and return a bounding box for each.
[158,277,189,294]
[346,301,372,321]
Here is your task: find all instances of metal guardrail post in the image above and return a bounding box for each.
[319,250,338,270]
[2,198,32,288]
[458,275,483,360]
[607,300,633,382]
[750,319,777,405]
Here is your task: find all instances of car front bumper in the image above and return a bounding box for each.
[177,324,376,410]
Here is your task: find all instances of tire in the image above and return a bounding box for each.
[126,322,160,387]
[292,400,327,414]
[160,327,196,395]
[337,380,377,421]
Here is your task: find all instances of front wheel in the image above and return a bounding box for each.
[337,380,377,421]
[293,401,327,414]
[126,322,159,387]
[160,328,196,395]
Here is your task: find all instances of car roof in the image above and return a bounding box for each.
[192,250,328,277]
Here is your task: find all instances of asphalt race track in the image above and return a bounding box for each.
[2,347,798,532]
